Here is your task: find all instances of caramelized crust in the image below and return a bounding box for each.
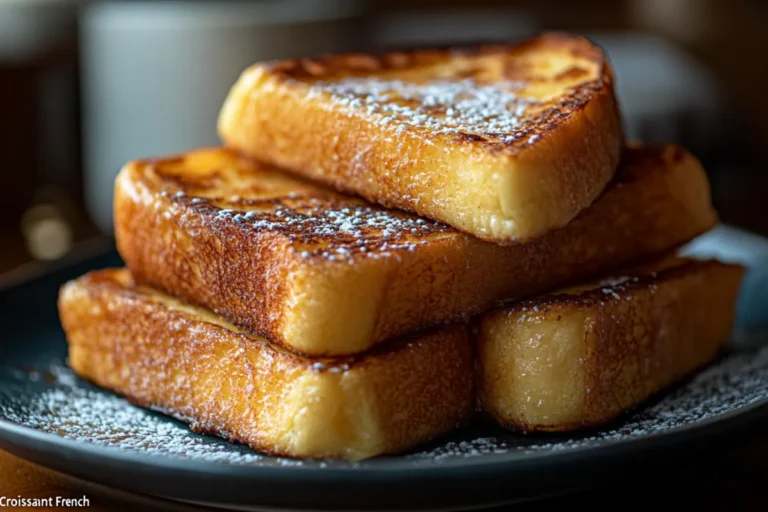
[477,259,745,431]
[58,269,473,461]
[114,144,716,356]
[218,32,623,241]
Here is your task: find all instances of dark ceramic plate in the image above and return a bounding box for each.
[1,244,768,511]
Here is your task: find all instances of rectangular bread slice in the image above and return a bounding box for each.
[58,269,474,461]
[218,32,623,242]
[114,144,716,356]
[477,258,745,432]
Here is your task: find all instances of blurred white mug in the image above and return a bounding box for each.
[81,0,362,233]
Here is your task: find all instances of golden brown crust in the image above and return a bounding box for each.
[58,269,474,460]
[269,33,605,77]
[477,259,745,432]
[114,144,716,356]
[499,256,695,314]
[217,32,623,241]
[261,32,612,154]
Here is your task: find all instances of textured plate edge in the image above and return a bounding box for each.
[1,395,767,477]
[1,400,767,510]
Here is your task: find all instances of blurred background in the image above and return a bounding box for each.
[1,0,767,274]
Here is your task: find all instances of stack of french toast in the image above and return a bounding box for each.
[58,33,745,460]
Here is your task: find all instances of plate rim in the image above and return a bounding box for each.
[1,396,767,511]
[2,244,768,508]
[1,392,768,480]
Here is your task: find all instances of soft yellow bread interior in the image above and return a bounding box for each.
[480,308,592,426]
[478,259,744,431]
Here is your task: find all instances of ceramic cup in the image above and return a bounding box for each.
[81,0,362,233]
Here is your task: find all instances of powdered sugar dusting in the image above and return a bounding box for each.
[153,151,452,263]
[2,346,767,466]
[597,276,638,288]
[0,365,276,464]
[197,197,449,260]
[318,78,539,139]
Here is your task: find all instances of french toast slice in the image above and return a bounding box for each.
[477,258,745,432]
[115,144,715,356]
[58,269,473,461]
[218,32,623,242]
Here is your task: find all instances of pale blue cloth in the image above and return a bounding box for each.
[680,224,768,350]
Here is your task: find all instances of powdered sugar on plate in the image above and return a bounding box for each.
[1,346,767,466]
[411,346,768,461]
